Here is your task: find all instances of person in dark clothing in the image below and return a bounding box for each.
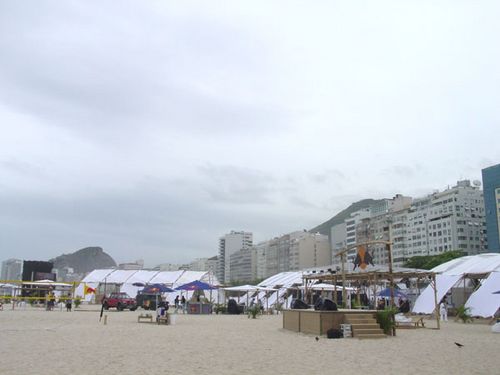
[65,295,72,312]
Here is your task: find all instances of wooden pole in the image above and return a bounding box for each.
[334,276,338,304]
[341,253,346,308]
[432,274,440,329]
[387,223,396,336]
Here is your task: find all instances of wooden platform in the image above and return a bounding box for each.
[283,309,380,336]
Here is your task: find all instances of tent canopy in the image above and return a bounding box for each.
[175,280,217,291]
[378,287,408,299]
[224,284,258,292]
[465,271,500,317]
[141,284,174,294]
[28,280,73,287]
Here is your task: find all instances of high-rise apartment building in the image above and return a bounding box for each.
[217,231,253,283]
[253,231,331,279]
[482,163,500,251]
[229,249,256,283]
[1,258,23,281]
[331,181,486,267]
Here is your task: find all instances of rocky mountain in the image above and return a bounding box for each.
[50,247,116,274]
[309,198,384,236]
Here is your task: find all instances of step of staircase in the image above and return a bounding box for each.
[345,314,374,320]
[345,318,377,324]
[344,314,386,338]
[348,323,380,330]
[352,328,384,335]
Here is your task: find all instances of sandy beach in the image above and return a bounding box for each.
[1,305,499,375]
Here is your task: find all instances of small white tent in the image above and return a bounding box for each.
[412,253,500,317]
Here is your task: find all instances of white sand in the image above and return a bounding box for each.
[1,305,499,375]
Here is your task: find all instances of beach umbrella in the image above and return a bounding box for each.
[141,284,174,294]
[378,287,408,299]
[141,284,174,310]
[175,281,217,305]
[175,280,217,291]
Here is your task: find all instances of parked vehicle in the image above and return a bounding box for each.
[136,292,160,310]
[102,292,137,311]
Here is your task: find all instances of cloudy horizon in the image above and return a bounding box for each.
[1,1,499,266]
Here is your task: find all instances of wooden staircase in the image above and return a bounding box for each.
[344,313,386,339]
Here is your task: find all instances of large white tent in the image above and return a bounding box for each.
[412,253,500,317]
[78,269,220,303]
[120,270,159,298]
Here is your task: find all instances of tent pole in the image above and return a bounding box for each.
[432,274,440,330]
[463,276,466,306]
[333,276,337,304]
[341,252,346,308]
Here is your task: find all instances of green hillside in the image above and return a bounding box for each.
[309,199,384,235]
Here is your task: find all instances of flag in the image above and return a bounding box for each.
[353,245,374,270]
[84,284,96,295]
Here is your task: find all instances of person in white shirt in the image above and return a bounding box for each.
[439,298,448,322]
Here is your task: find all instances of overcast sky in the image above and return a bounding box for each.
[1,1,499,267]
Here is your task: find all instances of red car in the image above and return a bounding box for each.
[102,292,137,311]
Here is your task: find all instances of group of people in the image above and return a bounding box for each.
[174,295,187,314]
[375,298,411,313]
[46,293,73,312]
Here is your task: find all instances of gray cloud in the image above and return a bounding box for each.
[0,1,499,266]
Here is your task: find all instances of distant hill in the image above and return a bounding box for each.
[309,199,384,236]
[50,247,116,274]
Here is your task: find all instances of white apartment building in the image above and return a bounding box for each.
[402,180,486,260]
[1,258,23,281]
[289,232,331,270]
[255,231,331,279]
[189,256,218,276]
[229,248,256,283]
[337,180,486,267]
[217,231,253,283]
[254,242,268,280]
[330,208,371,264]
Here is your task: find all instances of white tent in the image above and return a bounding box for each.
[466,271,500,317]
[104,270,138,284]
[412,254,500,317]
[77,269,115,301]
[76,269,219,304]
[120,270,159,298]
[412,274,461,314]
[149,270,184,286]
[224,285,258,292]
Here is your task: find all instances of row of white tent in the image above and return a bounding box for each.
[79,253,500,317]
[79,268,306,308]
[413,253,500,317]
[78,269,220,303]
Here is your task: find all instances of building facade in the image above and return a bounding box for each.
[482,163,500,251]
[189,256,218,276]
[330,181,486,267]
[1,258,23,281]
[229,248,256,283]
[348,180,487,266]
[217,231,253,283]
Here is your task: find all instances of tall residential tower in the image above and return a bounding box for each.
[482,163,500,251]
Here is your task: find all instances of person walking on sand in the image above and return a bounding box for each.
[440,297,448,322]
[174,295,180,313]
[181,296,186,314]
[66,295,72,312]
